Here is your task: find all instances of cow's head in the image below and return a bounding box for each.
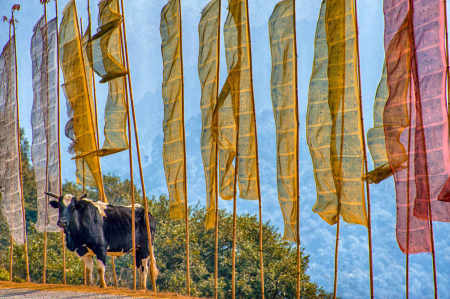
[47,192,87,229]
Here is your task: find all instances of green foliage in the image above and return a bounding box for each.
[0,132,332,298]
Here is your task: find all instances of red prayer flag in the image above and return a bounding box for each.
[383,0,450,254]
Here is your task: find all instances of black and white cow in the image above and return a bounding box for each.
[47,192,158,288]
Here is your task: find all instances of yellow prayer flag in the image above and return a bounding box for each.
[160,0,187,220]
[88,0,128,156]
[59,0,105,199]
[269,0,298,242]
[218,0,259,201]
[307,0,367,226]
[198,0,220,230]
[366,64,393,183]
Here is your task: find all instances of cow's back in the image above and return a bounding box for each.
[103,205,156,253]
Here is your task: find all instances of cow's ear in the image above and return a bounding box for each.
[79,193,87,200]
[49,200,59,209]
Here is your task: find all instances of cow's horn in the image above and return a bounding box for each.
[45,192,59,199]
[79,193,88,199]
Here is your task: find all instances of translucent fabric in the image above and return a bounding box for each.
[366,64,392,184]
[88,0,128,156]
[198,0,220,230]
[86,0,127,82]
[383,0,450,254]
[0,37,25,245]
[31,16,60,233]
[160,0,187,220]
[217,0,259,201]
[307,0,367,226]
[59,0,105,199]
[269,0,298,242]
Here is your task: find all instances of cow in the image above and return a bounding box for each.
[47,192,158,289]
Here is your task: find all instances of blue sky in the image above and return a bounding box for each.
[1,0,450,298]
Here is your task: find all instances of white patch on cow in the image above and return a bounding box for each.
[80,254,94,285]
[97,260,107,288]
[125,203,142,209]
[140,257,150,289]
[81,198,108,217]
[62,194,73,207]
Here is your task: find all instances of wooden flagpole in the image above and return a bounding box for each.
[353,0,374,297]
[12,5,31,283]
[292,0,301,297]
[214,1,221,298]
[119,0,157,293]
[407,1,438,298]
[243,0,265,297]
[176,0,191,295]
[54,0,67,285]
[42,1,49,284]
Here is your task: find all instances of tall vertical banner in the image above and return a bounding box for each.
[366,64,391,184]
[307,0,367,226]
[31,16,60,232]
[59,0,105,197]
[383,0,450,253]
[198,0,220,230]
[160,0,187,220]
[217,0,259,201]
[0,37,25,245]
[86,0,128,156]
[269,0,298,242]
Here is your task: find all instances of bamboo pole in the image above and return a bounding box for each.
[175,0,191,295]
[292,0,301,298]
[231,0,242,294]
[74,2,106,205]
[405,73,414,299]
[111,256,118,288]
[86,0,103,203]
[9,236,13,281]
[243,1,264,297]
[114,3,138,291]
[118,0,157,293]
[54,0,67,285]
[353,0,374,297]
[407,2,438,298]
[12,7,31,283]
[82,159,87,286]
[332,217,340,299]
[7,24,14,279]
[7,20,13,279]
[43,1,49,285]
[214,1,221,298]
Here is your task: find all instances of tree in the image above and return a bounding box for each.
[0,133,333,298]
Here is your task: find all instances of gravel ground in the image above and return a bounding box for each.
[0,288,132,298]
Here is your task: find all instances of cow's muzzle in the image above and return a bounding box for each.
[57,219,68,228]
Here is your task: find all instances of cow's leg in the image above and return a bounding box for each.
[138,257,149,289]
[93,248,107,288]
[80,254,94,286]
